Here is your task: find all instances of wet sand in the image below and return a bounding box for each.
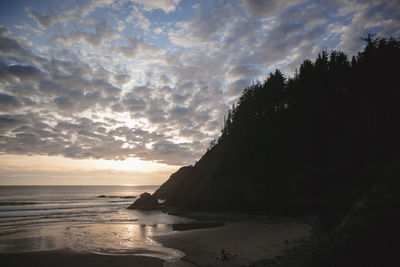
[0,249,164,267]
[156,220,310,267]
[0,219,311,267]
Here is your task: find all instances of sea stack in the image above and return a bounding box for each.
[127,192,160,210]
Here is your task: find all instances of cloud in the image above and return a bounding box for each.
[147,106,167,123]
[126,5,151,31]
[0,62,43,81]
[27,0,114,30]
[241,0,306,17]
[0,111,201,164]
[229,64,261,79]
[114,73,131,85]
[52,89,103,113]
[153,27,163,34]
[0,93,20,111]
[114,36,160,59]
[28,9,60,30]
[169,1,238,47]
[128,0,181,13]
[331,0,400,54]
[52,20,118,49]
[228,78,252,96]
[0,26,44,64]
[1,0,399,169]
[170,106,190,117]
[122,94,148,113]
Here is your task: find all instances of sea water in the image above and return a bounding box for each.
[0,186,189,261]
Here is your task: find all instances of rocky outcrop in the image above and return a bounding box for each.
[153,166,195,200]
[127,192,160,210]
[151,145,223,211]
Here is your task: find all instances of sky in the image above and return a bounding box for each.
[0,0,399,185]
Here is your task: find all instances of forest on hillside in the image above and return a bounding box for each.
[154,35,400,266]
[156,35,399,220]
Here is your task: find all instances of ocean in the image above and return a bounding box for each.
[0,185,190,261]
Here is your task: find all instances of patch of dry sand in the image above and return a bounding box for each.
[156,221,310,267]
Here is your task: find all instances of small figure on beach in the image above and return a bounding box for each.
[218,249,240,261]
[221,249,227,261]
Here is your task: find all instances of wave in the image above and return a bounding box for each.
[0,208,113,219]
[107,200,132,203]
[0,202,43,206]
[0,213,139,229]
[0,197,103,206]
[0,202,127,213]
[96,195,136,199]
[0,208,119,225]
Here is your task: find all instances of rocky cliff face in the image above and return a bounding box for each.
[153,166,194,200]
[128,192,160,210]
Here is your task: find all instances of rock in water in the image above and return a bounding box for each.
[127,192,160,210]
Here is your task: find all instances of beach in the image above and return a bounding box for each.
[0,186,312,267]
[0,218,311,267]
[156,218,311,266]
[0,186,187,266]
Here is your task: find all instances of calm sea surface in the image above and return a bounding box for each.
[0,186,190,261]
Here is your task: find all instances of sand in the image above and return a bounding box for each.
[0,219,311,267]
[156,220,310,267]
[0,249,164,267]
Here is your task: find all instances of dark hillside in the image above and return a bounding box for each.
[154,36,400,226]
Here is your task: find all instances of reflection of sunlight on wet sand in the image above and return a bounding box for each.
[0,223,185,261]
[68,223,184,261]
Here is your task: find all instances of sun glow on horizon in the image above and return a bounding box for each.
[98,157,173,172]
[0,154,179,185]
[0,154,175,172]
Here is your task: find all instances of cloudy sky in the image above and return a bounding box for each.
[0,0,399,185]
